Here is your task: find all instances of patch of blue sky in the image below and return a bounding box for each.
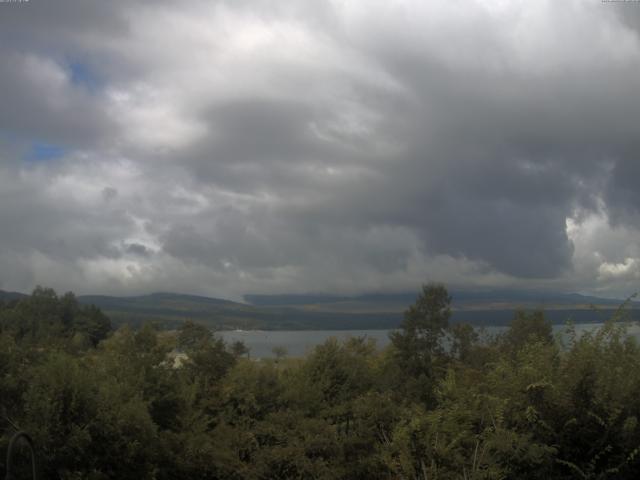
[0,131,69,164]
[24,141,67,163]
[68,59,102,92]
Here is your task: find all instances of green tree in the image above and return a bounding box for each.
[272,345,287,361]
[75,304,111,346]
[450,322,479,364]
[20,353,159,479]
[501,309,553,353]
[231,340,250,358]
[177,320,212,351]
[389,283,451,404]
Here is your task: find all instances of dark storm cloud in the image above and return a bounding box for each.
[124,243,152,257]
[605,156,640,225]
[1,0,640,297]
[196,99,326,170]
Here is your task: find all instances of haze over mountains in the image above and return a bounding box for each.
[2,288,637,331]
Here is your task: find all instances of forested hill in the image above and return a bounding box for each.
[74,292,402,330]
[0,290,27,301]
[245,290,635,308]
[76,292,262,330]
[2,288,638,330]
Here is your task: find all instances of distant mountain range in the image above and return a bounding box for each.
[1,288,637,330]
[0,290,28,301]
[245,290,635,307]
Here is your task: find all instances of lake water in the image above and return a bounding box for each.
[219,322,640,358]
[219,329,393,358]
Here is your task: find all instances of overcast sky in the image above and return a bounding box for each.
[1,0,640,300]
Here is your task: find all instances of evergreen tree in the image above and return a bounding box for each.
[389,283,451,404]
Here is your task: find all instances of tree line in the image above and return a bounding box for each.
[1,284,640,479]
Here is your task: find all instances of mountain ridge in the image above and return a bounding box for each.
[244,290,636,307]
[2,288,637,330]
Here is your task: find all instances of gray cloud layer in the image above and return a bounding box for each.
[1,0,640,299]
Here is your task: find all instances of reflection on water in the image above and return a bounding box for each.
[220,322,640,358]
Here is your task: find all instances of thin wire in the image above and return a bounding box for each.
[4,431,37,480]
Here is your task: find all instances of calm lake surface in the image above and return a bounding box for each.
[220,322,640,358]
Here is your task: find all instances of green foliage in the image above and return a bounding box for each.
[19,353,158,479]
[3,285,640,479]
[392,283,452,357]
[177,320,213,351]
[0,287,111,347]
[231,340,250,358]
[450,322,480,364]
[389,283,452,404]
[500,309,553,353]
